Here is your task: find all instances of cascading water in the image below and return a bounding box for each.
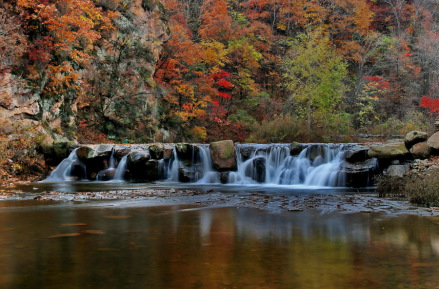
[227,144,346,187]
[113,155,128,181]
[42,148,85,182]
[42,143,364,187]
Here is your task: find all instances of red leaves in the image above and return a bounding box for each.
[419,96,439,116]
[212,70,233,99]
[363,76,391,91]
[217,91,231,99]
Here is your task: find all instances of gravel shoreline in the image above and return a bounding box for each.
[1,188,438,217]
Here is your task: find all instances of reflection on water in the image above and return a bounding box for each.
[0,201,438,289]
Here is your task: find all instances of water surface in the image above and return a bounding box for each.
[0,200,438,289]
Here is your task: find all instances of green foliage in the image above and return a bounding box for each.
[283,28,348,130]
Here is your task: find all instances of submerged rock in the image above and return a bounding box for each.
[209,140,237,172]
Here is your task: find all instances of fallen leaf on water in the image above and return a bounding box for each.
[103,215,131,219]
[48,233,81,238]
[60,223,87,227]
[82,230,105,235]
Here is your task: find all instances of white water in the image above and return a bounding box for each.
[43,143,349,188]
[165,143,346,187]
[114,155,128,181]
[42,148,84,182]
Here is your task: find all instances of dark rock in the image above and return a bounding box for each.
[251,157,266,183]
[178,167,193,183]
[220,172,229,184]
[97,168,117,181]
[345,147,370,163]
[307,144,324,161]
[128,150,150,165]
[175,143,200,164]
[163,145,174,160]
[290,142,304,156]
[149,143,164,159]
[342,159,378,188]
[404,131,428,149]
[209,140,237,172]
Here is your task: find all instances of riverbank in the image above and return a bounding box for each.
[1,187,438,217]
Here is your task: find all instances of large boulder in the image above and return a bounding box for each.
[209,140,237,171]
[368,141,409,160]
[76,144,113,160]
[427,131,439,150]
[404,131,428,149]
[126,151,160,182]
[410,142,431,159]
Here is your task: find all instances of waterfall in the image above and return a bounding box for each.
[228,144,346,187]
[42,148,85,182]
[43,143,354,187]
[114,155,128,181]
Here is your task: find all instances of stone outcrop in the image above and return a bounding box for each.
[342,159,378,188]
[209,140,237,172]
[368,141,409,160]
[344,147,370,163]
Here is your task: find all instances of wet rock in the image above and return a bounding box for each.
[178,167,193,183]
[251,157,266,183]
[220,172,229,184]
[97,169,116,181]
[149,143,164,159]
[342,159,378,188]
[113,145,131,158]
[175,143,200,163]
[345,146,370,163]
[126,157,159,182]
[163,145,174,160]
[368,141,409,160]
[410,142,431,159]
[128,150,150,164]
[386,164,410,178]
[76,144,113,160]
[40,137,76,166]
[209,140,237,172]
[290,142,304,156]
[239,146,254,161]
[307,144,324,161]
[404,131,428,149]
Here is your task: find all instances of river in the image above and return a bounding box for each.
[0,197,438,289]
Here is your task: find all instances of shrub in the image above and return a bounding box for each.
[377,168,439,207]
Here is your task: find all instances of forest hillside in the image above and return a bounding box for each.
[1,0,439,180]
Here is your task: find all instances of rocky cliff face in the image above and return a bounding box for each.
[0,0,169,144]
[82,0,170,142]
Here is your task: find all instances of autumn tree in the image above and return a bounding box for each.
[283,28,348,131]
